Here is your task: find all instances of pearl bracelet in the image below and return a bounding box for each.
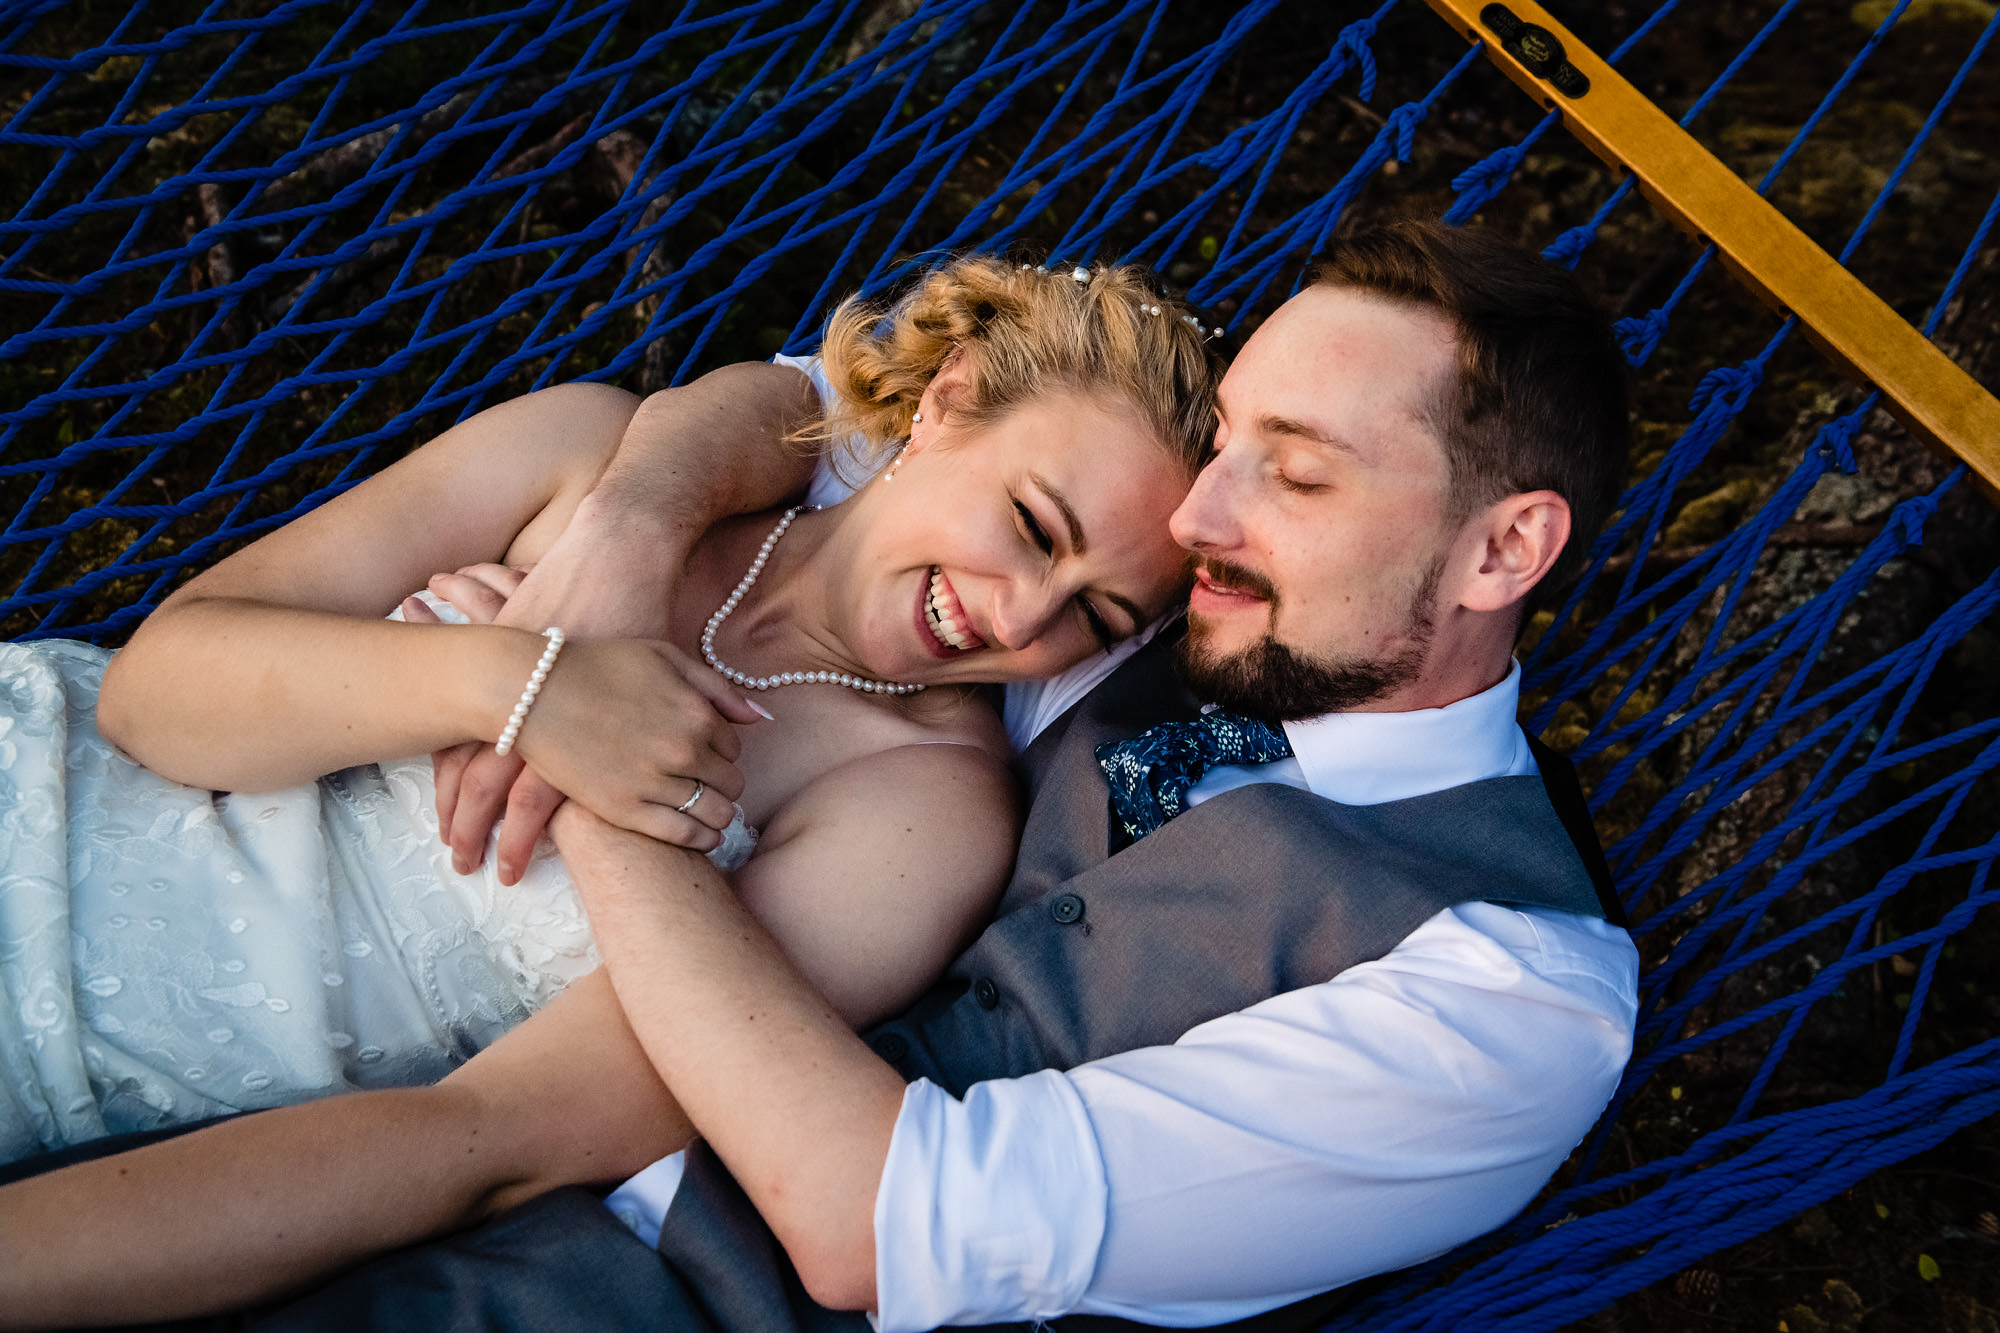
[494,627,565,756]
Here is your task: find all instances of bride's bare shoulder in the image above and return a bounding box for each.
[754,730,1021,874]
[894,684,1012,762]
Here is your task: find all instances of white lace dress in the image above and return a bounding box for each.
[0,639,755,1163]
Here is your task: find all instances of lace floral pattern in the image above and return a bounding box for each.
[0,638,763,1163]
[0,641,762,1163]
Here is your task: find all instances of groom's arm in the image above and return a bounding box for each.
[870,907,1637,1331]
[498,362,821,638]
[554,804,902,1309]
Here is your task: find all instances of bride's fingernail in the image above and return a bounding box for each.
[746,699,775,721]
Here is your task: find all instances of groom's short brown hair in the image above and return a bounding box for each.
[1308,220,1629,609]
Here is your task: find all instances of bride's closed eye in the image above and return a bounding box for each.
[1012,498,1053,555]
[1013,496,1116,652]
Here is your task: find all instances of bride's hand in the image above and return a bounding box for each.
[495,636,762,859]
[410,567,763,883]
[412,562,528,624]
[433,495,698,880]
[404,570,565,880]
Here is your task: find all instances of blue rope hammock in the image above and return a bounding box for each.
[4,2,1997,1326]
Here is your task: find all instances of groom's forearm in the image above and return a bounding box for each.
[554,805,900,1311]
[575,362,820,589]
[493,361,821,641]
[607,361,821,531]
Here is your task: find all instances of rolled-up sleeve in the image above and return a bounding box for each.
[871,905,1636,1331]
[873,1069,1108,1332]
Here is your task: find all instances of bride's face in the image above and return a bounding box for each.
[840,386,1193,686]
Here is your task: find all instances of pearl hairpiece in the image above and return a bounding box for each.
[1139,302,1223,340]
[1015,260,1223,338]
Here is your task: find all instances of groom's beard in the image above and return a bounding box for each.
[1175,553,1443,723]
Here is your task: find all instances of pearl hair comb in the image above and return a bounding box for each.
[1017,261,1223,339]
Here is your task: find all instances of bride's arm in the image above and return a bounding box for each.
[99,364,813,797]
[99,383,640,789]
[0,744,1019,1326]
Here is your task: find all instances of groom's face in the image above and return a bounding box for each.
[1168,285,1463,721]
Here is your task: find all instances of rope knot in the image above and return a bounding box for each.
[1332,18,1380,101]
[1443,145,1525,223]
[1451,145,1524,197]
[1886,491,1940,549]
[1384,103,1423,162]
[1541,223,1596,269]
[1815,413,1863,473]
[1687,361,1764,417]
[1614,307,1672,365]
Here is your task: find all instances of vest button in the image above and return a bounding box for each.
[972,978,1001,1010]
[873,1033,908,1062]
[1049,893,1085,925]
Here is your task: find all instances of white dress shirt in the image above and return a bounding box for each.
[606,357,1639,1328]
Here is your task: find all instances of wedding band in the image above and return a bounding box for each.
[674,780,704,815]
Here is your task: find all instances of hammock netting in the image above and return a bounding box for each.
[4,0,1997,1326]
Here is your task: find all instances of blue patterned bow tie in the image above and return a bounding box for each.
[1096,710,1294,846]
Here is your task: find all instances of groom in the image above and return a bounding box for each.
[254,219,1636,1330]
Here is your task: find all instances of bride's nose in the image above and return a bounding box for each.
[986,580,1068,652]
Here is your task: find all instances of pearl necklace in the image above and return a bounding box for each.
[700,507,926,696]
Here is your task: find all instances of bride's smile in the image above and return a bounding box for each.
[920,568,982,655]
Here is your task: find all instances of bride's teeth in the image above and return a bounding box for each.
[924,566,980,651]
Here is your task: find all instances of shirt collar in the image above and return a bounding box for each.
[1278,660,1533,807]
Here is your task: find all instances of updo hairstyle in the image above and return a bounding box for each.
[807,253,1221,483]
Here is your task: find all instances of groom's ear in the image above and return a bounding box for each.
[1455,489,1571,615]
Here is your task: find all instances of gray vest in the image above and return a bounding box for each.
[654,633,1618,1332]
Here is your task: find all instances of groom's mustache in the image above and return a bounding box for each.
[1190,555,1279,608]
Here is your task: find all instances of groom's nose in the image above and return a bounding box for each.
[1170,452,1245,556]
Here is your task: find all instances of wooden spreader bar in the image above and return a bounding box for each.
[1421,0,2000,499]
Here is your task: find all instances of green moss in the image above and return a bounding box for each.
[1851,0,1996,26]
[1662,477,1767,549]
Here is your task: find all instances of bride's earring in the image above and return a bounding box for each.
[883,412,921,483]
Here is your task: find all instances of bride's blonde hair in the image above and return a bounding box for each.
[805,253,1221,482]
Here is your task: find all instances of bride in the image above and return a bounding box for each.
[0,254,1214,1196]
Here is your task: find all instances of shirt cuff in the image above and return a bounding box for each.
[602,1150,686,1249]
[872,1071,1108,1333]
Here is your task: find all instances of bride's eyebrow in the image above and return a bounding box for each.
[1028,473,1087,555]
